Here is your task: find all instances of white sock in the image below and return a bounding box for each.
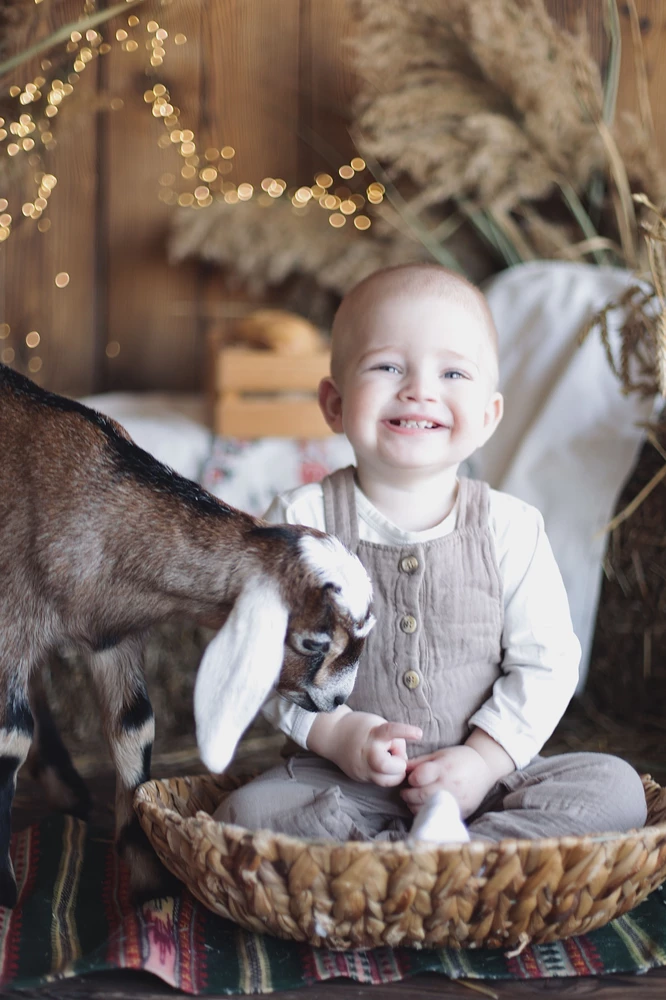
[408,790,470,844]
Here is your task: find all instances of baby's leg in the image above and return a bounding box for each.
[408,790,470,844]
[215,758,399,841]
[468,752,647,841]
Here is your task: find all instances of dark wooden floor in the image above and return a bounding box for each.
[8,967,666,999]
[6,703,666,1000]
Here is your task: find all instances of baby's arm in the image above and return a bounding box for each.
[307,706,422,786]
[467,496,580,769]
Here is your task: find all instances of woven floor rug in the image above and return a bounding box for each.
[3,815,666,993]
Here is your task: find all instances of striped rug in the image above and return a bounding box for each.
[2,814,666,993]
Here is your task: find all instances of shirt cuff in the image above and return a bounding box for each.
[261,695,317,750]
[468,709,540,770]
[288,707,317,749]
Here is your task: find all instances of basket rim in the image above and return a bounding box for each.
[134,771,666,856]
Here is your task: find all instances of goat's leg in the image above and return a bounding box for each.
[0,678,33,908]
[88,636,172,900]
[26,669,91,821]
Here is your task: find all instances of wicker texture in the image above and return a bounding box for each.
[134,773,666,951]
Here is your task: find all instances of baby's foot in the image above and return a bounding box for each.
[409,789,470,844]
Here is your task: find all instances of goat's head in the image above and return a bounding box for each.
[276,531,375,712]
[194,525,374,773]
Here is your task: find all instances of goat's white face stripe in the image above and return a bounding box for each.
[298,535,372,624]
[355,614,376,638]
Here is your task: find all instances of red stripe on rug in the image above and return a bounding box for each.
[1,826,35,984]
[193,897,208,993]
[177,891,195,992]
[564,935,603,975]
[507,946,542,979]
[117,862,142,968]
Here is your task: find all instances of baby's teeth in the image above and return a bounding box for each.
[399,419,436,429]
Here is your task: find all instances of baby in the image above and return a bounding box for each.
[216,263,647,844]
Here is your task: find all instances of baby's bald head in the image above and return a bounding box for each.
[330,263,499,388]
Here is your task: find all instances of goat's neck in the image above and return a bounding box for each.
[121,495,265,626]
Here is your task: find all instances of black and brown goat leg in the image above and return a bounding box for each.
[26,667,91,821]
[0,680,33,908]
[88,636,174,901]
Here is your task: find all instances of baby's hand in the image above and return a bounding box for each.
[402,745,495,818]
[331,713,422,786]
[362,719,423,786]
[307,707,422,786]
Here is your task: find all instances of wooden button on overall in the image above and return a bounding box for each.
[403,670,420,689]
[399,555,419,574]
[400,614,417,634]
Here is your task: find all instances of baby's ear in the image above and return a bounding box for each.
[318,377,344,434]
[482,391,504,442]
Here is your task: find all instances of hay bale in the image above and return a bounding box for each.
[587,417,666,723]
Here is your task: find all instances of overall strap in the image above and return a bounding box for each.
[321,466,360,551]
[455,476,489,531]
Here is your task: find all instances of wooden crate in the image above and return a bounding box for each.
[210,344,332,438]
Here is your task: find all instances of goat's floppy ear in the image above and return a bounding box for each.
[194,578,289,773]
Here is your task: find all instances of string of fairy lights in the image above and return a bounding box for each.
[0,0,385,379]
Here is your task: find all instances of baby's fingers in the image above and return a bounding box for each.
[367,744,407,776]
[407,760,440,787]
[401,783,436,810]
[373,722,422,744]
[388,738,407,760]
[372,771,408,788]
[405,751,436,771]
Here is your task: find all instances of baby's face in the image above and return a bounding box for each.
[328,291,502,479]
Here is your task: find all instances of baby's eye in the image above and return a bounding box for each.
[374,364,401,374]
[442,370,468,380]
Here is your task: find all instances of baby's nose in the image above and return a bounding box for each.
[399,374,439,402]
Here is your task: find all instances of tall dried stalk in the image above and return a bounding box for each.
[349,0,666,269]
[580,196,666,398]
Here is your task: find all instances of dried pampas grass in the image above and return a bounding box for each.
[581,195,666,398]
[352,0,603,209]
[350,0,666,268]
[169,198,430,299]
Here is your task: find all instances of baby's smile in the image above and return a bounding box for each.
[384,416,447,432]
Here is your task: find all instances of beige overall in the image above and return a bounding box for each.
[218,469,647,841]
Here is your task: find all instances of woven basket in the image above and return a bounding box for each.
[134,772,666,951]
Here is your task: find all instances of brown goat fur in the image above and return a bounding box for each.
[0,364,373,906]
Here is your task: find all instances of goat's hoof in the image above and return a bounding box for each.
[118,817,181,903]
[132,865,182,906]
[64,780,92,822]
[0,865,17,909]
[30,762,92,821]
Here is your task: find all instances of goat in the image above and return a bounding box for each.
[0,363,374,907]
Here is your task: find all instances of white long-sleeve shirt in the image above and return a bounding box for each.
[261,478,581,768]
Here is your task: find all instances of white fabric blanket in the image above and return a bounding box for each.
[472,261,658,686]
[80,392,212,484]
[81,260,658,691]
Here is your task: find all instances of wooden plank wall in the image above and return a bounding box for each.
[0,0,663,396]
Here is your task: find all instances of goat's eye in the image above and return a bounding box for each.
[291,632,332,657]
[302,637,330,654]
